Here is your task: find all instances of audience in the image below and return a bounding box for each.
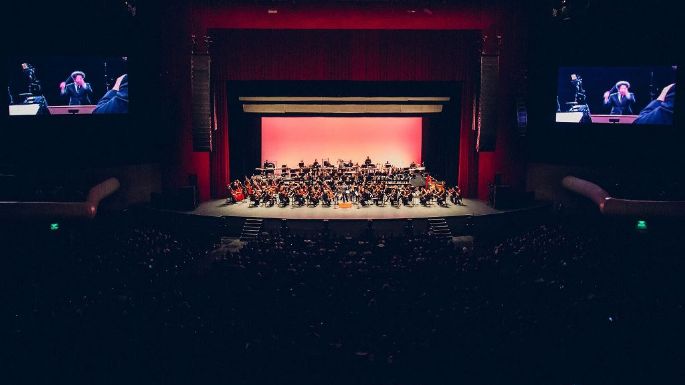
[4,211,683,384]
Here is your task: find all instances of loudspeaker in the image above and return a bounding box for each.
[516,97,527,136]
[177,185,198,211]
[188,174,198,187]
[191,54,212,152]
[477,54,499,152]
[493,185,512,209]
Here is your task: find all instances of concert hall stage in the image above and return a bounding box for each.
[188,198,499,220]
[149,198,550,238]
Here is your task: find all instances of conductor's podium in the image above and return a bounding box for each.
[338,202,353,209]
[556,112,639,124]
[47,105,97,115]
[9,104,97,116]
[590,114,639,124]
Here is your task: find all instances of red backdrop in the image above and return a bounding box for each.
[261,117,422,168]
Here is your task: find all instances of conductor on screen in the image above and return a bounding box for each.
[603,80,636,115]
[59,71,93,105]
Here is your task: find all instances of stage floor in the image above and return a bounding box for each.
[187,198,500,220]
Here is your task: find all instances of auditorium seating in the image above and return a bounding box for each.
[6,209,684,384]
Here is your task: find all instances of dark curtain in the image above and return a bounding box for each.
[422,92,461,187]
[227,108,261,183]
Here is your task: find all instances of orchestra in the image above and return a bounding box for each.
[226,158,463,208]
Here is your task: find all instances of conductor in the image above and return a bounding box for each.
[59,71,93,105]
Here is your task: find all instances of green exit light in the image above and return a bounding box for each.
[636,220,647,230]
[50,223,59,231]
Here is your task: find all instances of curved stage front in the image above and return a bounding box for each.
[190,198,499,220]
[152,198,550,238]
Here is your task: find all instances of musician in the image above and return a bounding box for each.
[634,83,676,125]
[294,185,306,206]
[59,71,94,105]
[359,187,370,206]
[352,183,360,203]
[244,177,254,196]
[374,186,385,206]
[249,189,261,207]
[425,174,433,186]
[322,186,333,206]
[309,187,321,206]
[448,187,458,205]
[299,160,305,168]
[436,187,448,206]
[278,186,290,206]
[342,183,351,203]
[93,74,128,114]
[419,188,432,206]
[388,188,399,207]
[231,181,245,202]
[264,185,276,206]
[603,81,636,115]
[226,185,237,204]
[312,159,320,168]
[401,187,413,206]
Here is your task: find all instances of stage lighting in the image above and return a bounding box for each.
[552,0,591,21]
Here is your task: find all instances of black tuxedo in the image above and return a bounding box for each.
[61,82,93,105]
[605,92,635,115]
[634,84,676,125]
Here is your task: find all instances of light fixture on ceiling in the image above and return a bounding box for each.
[242,104,444,114]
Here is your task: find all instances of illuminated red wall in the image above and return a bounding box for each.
[261,117,422,168]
